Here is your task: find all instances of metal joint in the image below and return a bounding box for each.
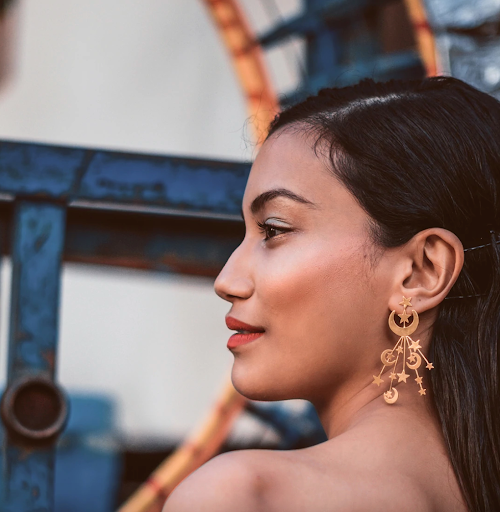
[1,375,69,443]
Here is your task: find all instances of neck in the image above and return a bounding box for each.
[313,369,437,439]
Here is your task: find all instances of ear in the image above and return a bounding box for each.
[388,228,464,314]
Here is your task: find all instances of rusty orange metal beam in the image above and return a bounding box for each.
[203,0,280,144]
[403,0,438,76]
[119,381,246,512]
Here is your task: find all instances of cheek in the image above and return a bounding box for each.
[260,240,368,331]
[232,239,374,399]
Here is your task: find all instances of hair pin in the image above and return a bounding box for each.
[463,230,499,253]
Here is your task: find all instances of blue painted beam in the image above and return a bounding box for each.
[306,0,343,86]
[0,202,244,277]
[258,0,382,48]
[282,50,423,105]
[258,12,322,48]
[1,201,66,511]
[64,209,243,277]
[2,447,55,512]
[7,202,66,380]
[313,50,423,89]
[0,140,251,218]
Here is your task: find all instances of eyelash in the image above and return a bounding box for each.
[256,221,291,241]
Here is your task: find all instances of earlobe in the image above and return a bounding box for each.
[392,228,464,313]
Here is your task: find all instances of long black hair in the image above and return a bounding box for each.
[268,76,500,512]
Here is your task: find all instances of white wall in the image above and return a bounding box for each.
[0,0,301,442]
[0,0,253,159]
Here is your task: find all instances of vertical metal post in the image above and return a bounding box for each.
[306,0,342,91]
[1,200,67,512]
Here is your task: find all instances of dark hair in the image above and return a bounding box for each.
[268,76,500,512]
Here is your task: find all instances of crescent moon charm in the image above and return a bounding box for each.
[377,299,431,403]
[406,353,422,370]
[384,388,399,404]
[381,349,396,365]
[388,310,419,336]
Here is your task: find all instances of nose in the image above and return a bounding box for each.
[214,243,254,302]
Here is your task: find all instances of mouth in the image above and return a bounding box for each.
[225,316,265,349]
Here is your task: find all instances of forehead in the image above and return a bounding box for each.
[243,130,345,211]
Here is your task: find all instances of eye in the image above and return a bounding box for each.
[256,220,291,241]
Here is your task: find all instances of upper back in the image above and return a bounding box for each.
[163,418,467,512]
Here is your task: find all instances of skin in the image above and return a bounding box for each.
[163,130,468,512]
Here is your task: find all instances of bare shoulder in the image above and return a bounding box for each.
[162,445,433,512]
[162,450,276,512]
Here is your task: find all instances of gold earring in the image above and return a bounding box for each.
[372,296,434,404]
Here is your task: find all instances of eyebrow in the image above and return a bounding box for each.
[249,188,316,216]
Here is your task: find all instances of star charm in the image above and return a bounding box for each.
[418,388,427,396]
[408,354,417,363]
[397,371,409,383]
[390,372,397,381]
[399,296,412,308]
[396,346,404,354]
[409,340,422,351]
[372,375,384,386]
[426,363,434,370]
[415,376,423,385]
[398,310,411,323]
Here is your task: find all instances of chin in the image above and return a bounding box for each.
[231,363,299,402]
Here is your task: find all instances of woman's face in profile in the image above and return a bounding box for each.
[215,130,395,404]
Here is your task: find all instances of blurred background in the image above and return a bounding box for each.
[0,0,497,510]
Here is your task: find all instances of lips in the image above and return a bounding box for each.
[226,316,265,349]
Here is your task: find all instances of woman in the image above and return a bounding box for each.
[164,76,500,511]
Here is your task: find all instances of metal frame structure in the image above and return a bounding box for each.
[0,141,248,510]
[258,0,425,104]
